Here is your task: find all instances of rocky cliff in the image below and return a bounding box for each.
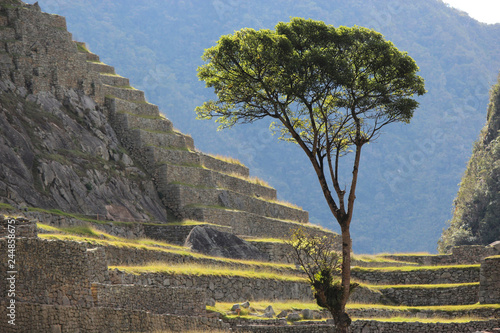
[439,74,500,252]
[0,0,167,221]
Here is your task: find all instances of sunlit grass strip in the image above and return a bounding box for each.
[263,197,302,210]
[219,171,272,188]
[352,254,419,266]
[352,264,480,273]
[486,255,500,259]
[346,303,500,312]
[37,224,185,250]
[0,202,15,210]
[37,226,297,271]
[213,300,323,313]
[207,153,245,167]
[110,262,307,282]
[369,282,479,290]
[381,252,438,257]
[352,316,491,323]
[245,238,286,243]
[36,223,61,233]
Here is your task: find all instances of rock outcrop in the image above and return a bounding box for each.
[439,74,500,252]
[185,226,268,261]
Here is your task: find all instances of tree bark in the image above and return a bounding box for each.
[338,224,352,333]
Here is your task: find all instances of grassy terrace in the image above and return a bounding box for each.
[352,254,419,266]
[352,264,480,273]
[110,262,307,282]
[208,301,500,322]
[368,282,480,290]
[37,223,300,274]
[206,153,245,167]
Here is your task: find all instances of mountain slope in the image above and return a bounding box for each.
[27,0,500,252]
[0,1,168,221]
[439,74,500,252]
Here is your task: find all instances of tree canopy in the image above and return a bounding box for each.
[197,18,425,224]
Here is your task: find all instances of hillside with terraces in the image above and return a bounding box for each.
[0,1,498,332]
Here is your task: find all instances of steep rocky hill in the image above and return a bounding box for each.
[439,74,500,252]
[0,2,167,222]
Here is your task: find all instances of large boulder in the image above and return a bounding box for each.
[184,226,268,261]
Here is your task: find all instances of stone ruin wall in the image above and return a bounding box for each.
[0,237,229,332]
[0,3,104,103]
[384,244,499,266]
[109,268,314,303]
[351,265,480,285]
[233,320,500,333]
[479,255,500,304]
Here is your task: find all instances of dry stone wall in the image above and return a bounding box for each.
[234,320,500,333]
[109,269,313,303]
[0,302,229,333]
[379,283,479,306]
[93,283,205,316]
[479,255,500,304]
[351,265,480,285]
[0,3,104,102]
[0,238,95,307]
[384,244,499,265]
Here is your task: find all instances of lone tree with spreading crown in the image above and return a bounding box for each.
[196,18,425,332]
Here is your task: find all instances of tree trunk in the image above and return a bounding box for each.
[338,224,352,333]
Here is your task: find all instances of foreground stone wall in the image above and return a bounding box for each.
[0,302,229,333]
[479,255,500,304]
[109,269,314,302]
[233,320,500,333]
[0,238,95,307]
[93,283,205,316]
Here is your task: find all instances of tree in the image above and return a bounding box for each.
[286,228,359,326]
[196,18,425,332]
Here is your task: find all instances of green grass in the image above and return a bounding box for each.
[110,262,307,282]
[245,238,286,243]
[0,202,15,210]
[369,282,479,290]
[346,303,500,312]
[352,316,491,323]
[486,255,500,260]
[76,43,89,53]
[207,153,245,167]
[353,254,419,266]
[38,224,298,271]
[352,264,479,273]
[382,252,438,257]
[113,85,136,90]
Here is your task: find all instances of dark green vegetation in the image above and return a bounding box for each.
[439,75,500,253]
[28,0,500,253]
[288,228,356,332]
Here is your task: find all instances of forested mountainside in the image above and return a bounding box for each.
[28,0,500,253]
[439,75,500,253]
